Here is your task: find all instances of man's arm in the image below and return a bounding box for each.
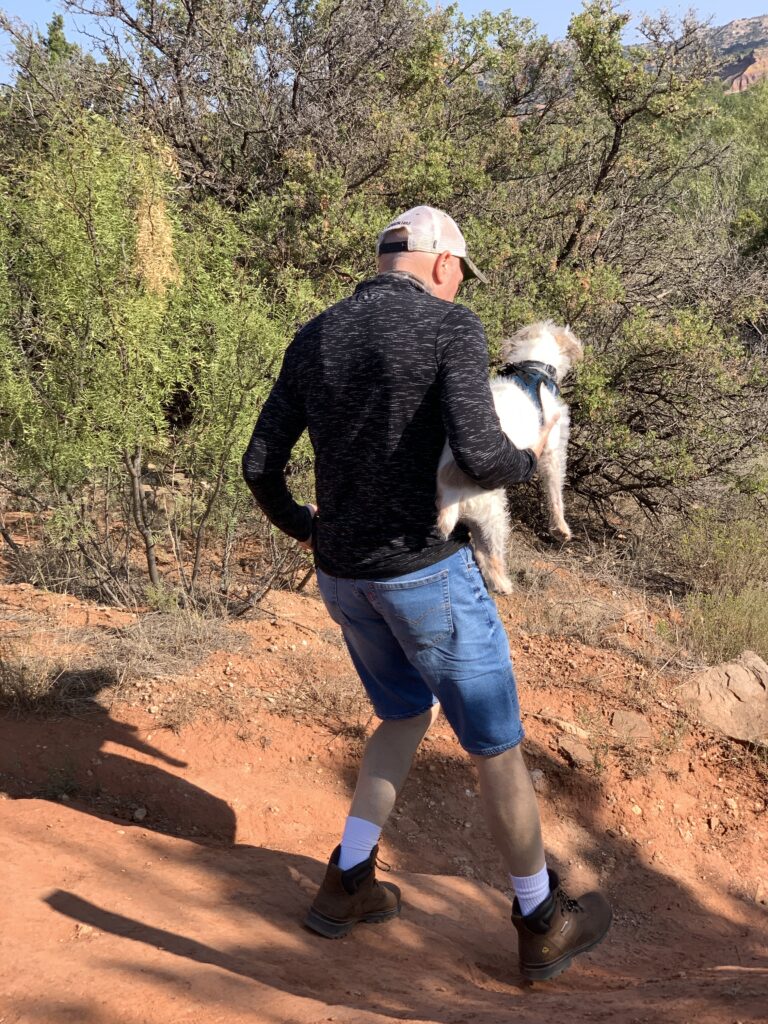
[242,347,314,543]
[437,305,536,489]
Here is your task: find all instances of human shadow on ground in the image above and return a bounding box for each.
[35,733,768,1024]
[0,667,235,842]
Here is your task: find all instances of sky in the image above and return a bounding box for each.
[1,0,768,66]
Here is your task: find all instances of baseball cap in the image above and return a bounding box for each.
[376,205,488,284]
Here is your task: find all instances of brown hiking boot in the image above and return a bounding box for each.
[511,870,612,981]
[304,845,401,939]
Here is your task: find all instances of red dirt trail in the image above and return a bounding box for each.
[0,582,766,1024]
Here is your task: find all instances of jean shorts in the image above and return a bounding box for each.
[316,546,524,756]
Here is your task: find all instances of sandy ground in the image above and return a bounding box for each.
[0,574,767,1023]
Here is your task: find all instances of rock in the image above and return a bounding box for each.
[532,713,590,740]
[558,736,594,769]
[756,882,768,906]
[611,710,654,745]
[529,768,548,793]
[132,807,147,822]
[677,651,768,745]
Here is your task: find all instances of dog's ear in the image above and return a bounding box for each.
[554,325,584,365]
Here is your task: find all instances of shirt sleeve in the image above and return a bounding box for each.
[436,305,536,489]
[241,341,314,542]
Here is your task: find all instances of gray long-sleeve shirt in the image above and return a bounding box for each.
[242,273,536,579]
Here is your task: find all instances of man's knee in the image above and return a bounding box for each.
[470,741,527,774]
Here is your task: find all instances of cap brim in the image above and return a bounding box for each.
[460,255,488,285]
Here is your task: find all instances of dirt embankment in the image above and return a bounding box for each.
[0,566,766,1023]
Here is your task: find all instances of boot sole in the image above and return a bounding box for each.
[520,916,613,982]
[304,904,401,939]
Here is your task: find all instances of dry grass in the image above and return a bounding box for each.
[683,586,768,664]
[267,647,370,736]
[670,510,768,664]
[0,647,121,716]
[104,606,248,680]
[154,688,246,735]
[0,604,249,724]
[518,591,625,646]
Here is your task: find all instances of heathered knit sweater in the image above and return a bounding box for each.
[242,273,536,579]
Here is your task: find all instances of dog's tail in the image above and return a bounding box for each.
[436,502,460,539]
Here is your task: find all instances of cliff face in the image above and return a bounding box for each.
[710,16,768,93]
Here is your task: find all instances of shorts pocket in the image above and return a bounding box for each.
[371,569,453,653]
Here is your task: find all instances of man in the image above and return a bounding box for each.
[242,206,611,981]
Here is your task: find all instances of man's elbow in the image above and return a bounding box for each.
[453,448,535,490]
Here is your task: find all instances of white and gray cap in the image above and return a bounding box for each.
[376,205,488,284]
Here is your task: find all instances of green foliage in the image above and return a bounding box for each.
[0,0,767,606]
[676,507,768,594]
[667,505,768,663]
[0,115,180,488]
[684,587,768,663]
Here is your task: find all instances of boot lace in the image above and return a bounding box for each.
[557,887,583,914]
[375,855,392,873]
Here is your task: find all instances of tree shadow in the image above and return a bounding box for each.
[0,667,235,842]
[3,657,766,1020]
[30,732,768,1024]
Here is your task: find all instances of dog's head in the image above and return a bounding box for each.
[500,321,584,382]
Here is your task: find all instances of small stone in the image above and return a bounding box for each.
[756,882,768,906]
[611,710,654,745]
[529,768,548,793]
[725,797,738,811]
[708,816,720,831]
[133,807,147,822]
[558,736,594,769]
[631,804,643,816]
[148,705,159,715]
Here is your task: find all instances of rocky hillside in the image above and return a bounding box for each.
[711,16,768,92]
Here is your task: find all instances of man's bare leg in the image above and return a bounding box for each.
[349,704,440,826]
[471,744,545,877]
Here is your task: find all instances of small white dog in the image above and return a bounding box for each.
[436,320,583,594]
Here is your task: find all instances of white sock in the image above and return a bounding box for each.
[338,816,382,871]
[510,863,551,917]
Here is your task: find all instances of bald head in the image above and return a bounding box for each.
[377,228,465,302]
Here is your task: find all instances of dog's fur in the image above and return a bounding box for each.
[436,320,583,594]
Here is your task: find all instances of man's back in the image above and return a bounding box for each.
[243,272,534,579]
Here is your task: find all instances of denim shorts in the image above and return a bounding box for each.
[316,546,524,756]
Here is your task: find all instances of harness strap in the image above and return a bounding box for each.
[497,361,560,426]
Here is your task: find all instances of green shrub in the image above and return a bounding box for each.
[684,586,768,663]
[676,507,768,662]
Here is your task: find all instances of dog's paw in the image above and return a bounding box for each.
[491,576,514,595]
[550,522,572,543]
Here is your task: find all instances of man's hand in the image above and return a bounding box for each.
[531,412,561,460]
[299,503,317,551]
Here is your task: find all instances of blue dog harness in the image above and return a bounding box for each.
[497,361,560,425]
